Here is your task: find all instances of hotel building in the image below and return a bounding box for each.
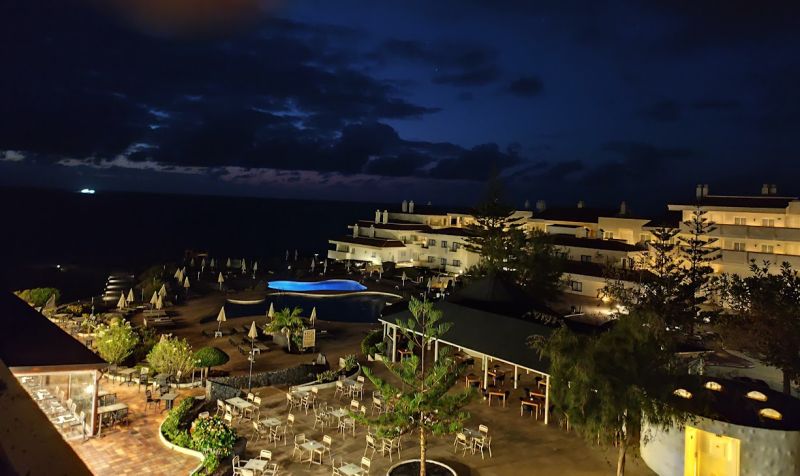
[327,185,800,297]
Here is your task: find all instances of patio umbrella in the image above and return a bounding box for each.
[150,291,158,307]
[285,249,289,261]
[310,257,316,273]
[217,272,225,290]
[117,293,127,309]
[210,258,216,269]
[226,257,232,268]
[183,276,190,289]
[253,261,258,272]
[173,268,182,279]
[267,302,274,319]
[241,259,247,274]
[401,271,407,287]
[216,306,227,335]
[159,283,167,298]
[190,257,195,267]
[201,257,206,268]
[323,259,327,275]
[247,320,258,390]
[294,249,298,261]
[309,307,317,327]
[155,294,163,310]
[127,288,135,303]
[427,278,432,292]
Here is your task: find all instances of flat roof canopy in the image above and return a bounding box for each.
[0,293,106,372]
[380,300,552,375]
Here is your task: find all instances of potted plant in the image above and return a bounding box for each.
[359,297,472,476]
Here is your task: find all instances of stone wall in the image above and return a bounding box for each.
[205,363,327,402]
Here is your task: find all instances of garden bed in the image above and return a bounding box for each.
[386,459,458,476]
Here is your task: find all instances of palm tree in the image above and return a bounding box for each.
[264,306,305,352]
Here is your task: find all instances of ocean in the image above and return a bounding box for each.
[0,188,386,301]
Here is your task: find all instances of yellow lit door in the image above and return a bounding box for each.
[684,426,740,476]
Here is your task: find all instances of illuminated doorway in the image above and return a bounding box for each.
[684,426,740,476]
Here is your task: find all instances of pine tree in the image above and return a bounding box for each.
[360,298,473,476]
[677,206,720,334]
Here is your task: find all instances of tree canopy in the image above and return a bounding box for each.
[14,287,61,308]
[95,320,139,365]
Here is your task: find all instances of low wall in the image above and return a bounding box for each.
[205,363,327,402]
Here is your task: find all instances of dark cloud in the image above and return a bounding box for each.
[637,100,681,122]
[507,77,544,97]
[363,153,430,177]
[429,143,522,180]
[456,91,474,101]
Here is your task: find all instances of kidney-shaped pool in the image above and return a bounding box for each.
[267,279,367,292]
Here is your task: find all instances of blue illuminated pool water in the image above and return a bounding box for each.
[267,279,367,292]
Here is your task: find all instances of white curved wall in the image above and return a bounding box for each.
[641,417,800,476]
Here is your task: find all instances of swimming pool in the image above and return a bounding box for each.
[267,279,367,292]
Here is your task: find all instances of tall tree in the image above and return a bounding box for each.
[360,298,473,476]
[714,261,800,394]
[677,206,720,334]
[532,311,684,476]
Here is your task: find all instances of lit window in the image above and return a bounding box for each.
[704,381,723,391]
[761,244,775,253]
[733,242,745,252]
[746,391,767,402]
[759,408,782,420]
[674,389,692,399]
[734,217,747,225]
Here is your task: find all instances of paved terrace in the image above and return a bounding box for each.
[69,379,203,475]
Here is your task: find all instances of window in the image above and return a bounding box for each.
[570,281,583,292]
[762,218,775,227]
[427,256,435,263]
[733,242,745,252]
[603,231,614,240]
[452,259,461,267]
[371,252,376,258]
[440,258,447,266]
[451,242,460,252]
[734,216,747,225]
[427,239,436,246]
[761,244,775,253]
[441,240,448,248]
[450,217,458,226]
[580,255,592,263]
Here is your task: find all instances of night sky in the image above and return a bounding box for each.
[2,1,799,211]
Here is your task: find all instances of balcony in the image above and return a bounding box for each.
[707,224,800,242]
[720,249,800,268]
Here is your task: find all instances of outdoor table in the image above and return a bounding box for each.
[260,417,281,428]
[329,408,349,423]
[291,389,310,399]
[299,440,325,464]
[160,392,178,411]
[98,390,116,406]
[465,374,480,388]
[97,403,129,434]
[487,389,507,407]
[340,463,365,476]
[462,428,483,450]
[227,397,255,415]
[520,398,540,418]
[118,368,137,385]
[243,458,268,473]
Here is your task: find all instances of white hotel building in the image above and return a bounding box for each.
[327,186,800,296]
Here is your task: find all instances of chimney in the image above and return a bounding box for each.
[382,209,388,224]
[619,201,627,215]
[770,184,777,195]
[353,223,359,238]
[702,184,709,197]
[535,200,546,212]
[577,200,585,209]
[401,200,408,212]
[375,209,381,223]
[408,200,415,213]
[696,184,703,200]
[761,184,770,195]
[369,224,375,238]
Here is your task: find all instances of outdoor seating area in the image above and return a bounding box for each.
[18,375,90,441]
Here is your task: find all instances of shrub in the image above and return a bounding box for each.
[147,335,195,377]
[95,321,139,365]
[342,354,358,371]
[191,416,237,473]
[131,326,158,364]
[316,370,339,383]
[14,288,60,307]
[194,347,229,370]
[361,329,383,357]
[64,303,84,315]
[162,397,195,445]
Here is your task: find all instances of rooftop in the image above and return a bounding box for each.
[670,195,799,210]
[533,206,615,223]
[550,234,643,252]
[0,293,106,372]
[330,236,406,248]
